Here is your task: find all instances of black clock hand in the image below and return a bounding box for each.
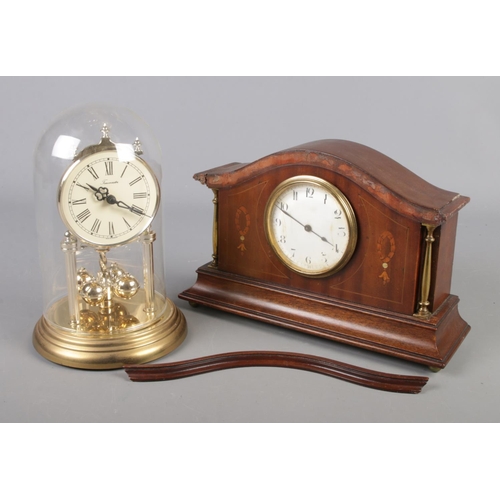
[106,194,152,217]
[87,183,150,217]
[276,204,334,246]
[276,204,306,228]
[86,183,109,201]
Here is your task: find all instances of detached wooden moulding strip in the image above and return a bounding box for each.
[179,140,471,369]
[124,351,429,394]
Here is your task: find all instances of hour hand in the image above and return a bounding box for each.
[87,184,109,201]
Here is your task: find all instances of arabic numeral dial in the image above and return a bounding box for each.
[265,175,358,277]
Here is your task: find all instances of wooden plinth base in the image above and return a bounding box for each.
[179,264,470,369]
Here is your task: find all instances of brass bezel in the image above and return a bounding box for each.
[264,175,358,278]
[57,136,160,248]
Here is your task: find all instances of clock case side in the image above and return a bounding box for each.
[180,140,470,368]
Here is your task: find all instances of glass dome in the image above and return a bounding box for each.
[33,104,186,369]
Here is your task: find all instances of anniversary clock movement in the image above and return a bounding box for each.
[179,140,470,369]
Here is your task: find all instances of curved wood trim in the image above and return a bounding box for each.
[193,140,469,224]
[124,351,428,394]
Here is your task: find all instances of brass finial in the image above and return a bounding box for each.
[133,137,143,155]
[101,123,110,139]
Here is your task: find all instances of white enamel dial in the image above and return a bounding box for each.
[58,150,160,246]
[264,175,357,277]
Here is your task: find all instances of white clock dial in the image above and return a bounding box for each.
[58,150,160,246]
[264,176,357,277]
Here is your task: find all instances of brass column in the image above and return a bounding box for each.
[415,224,437,319]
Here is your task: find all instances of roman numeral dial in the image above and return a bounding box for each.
[59,149,160,246]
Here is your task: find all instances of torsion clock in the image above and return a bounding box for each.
[33,105,186,369]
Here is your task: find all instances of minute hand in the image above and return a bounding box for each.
[106,195,151,217]
[277,204,333,246]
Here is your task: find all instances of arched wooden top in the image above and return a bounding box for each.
[194,139,470,224]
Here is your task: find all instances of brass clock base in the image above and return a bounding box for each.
[33,298,187,370]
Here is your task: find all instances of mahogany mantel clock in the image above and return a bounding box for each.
[179,140,470,369]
